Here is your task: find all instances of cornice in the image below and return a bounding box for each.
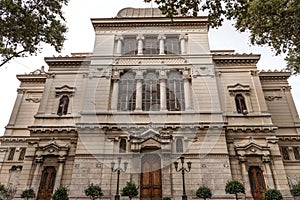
[226,125,278,133]
[28,126,77,134]
[44,56,91,67]
[91,17,209,30]
[212,54,260,65]
[259,71,290,81]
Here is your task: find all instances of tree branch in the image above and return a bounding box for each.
[0,50,26,67]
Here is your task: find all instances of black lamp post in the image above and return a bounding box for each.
[111,157,128,200]
[174,156,192,200]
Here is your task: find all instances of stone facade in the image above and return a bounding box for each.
[0,7,299,200]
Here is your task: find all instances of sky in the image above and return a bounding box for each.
[0,0,299,135]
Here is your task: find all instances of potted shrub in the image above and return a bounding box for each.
[162,197,171,200]
[225,180,245,200]
[0,183,8,199]
[264,189,283,200]
[196,186,212,199]
[121,182,138,200]
[21,188,35,200]
[52,185,69,200]
[291,181,300,198]
[84,183,103,200]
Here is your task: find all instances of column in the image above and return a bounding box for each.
[115,35,123,55]
[136,34,144,55]
[111,70,120,111]
[53,158,65,190]
[7,89,25,126]
[240,157,251,197]
[263,156,275,189]
[159,70,167,111]
[37,75,55,115]
[179,34,188,55]
[135,70,144,111]
[32,158,43,194]
[158,34,166,55]
[183,72,192,110]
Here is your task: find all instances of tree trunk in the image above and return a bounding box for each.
[235,193,238,200]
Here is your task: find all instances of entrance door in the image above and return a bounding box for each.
[37,166,56,200]
[249,166,266,200]
[140,154,162,200]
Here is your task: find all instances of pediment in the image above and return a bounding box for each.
[228,83,250,92]
[55,85,76,96]
[235,141,270,156]
[36,140,69,156]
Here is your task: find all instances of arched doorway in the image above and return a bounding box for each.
[140,154,162,200]
[248,166,266,200]
[37,166,56,200]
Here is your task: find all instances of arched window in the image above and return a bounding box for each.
[235,94,247,114]
[119,139,127,153]
[57,95,69,116]
[167,71,185,111]
[142,72,160,111]
[118,72,136,111]
[176,138,183,153]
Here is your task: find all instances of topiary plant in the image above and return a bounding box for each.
[225,180,245,200]
[196,185,212,200]
[0,183,8,199]
[21,188,36,200]
[264,189,283,200]
[52,185,69,200]
[121,182,139,200]
[291,181,300,197]
[162,197,171,200]
[84,183,103,200]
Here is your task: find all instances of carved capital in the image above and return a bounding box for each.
[179,33,188,41]
[238,156,247,162]
[158,70,168,80]
[134,69,145,80]
[136,34,145,41]
[158,34,166,41]
[115,35,124,41]
[262,155,271,163]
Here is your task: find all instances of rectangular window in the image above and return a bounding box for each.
[165,36,180,55]
[18,148,26,160]
[122,37,137,55]
[293,147,300,160]
[8,147,16,161]
[280,146,290,160]
[144,37,158,55]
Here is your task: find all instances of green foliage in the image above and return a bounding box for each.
[84,183,103,200]
[21,188,36,200]
[52,185,69,200]
[121,182,139,200]
[196,185,212,199]
[145,0,300,74]
[225,180,245,200]
[0,183,8,199]
[0,0,68,67]
[291,181,300,197]
[162,197,171,200]
[264,189,283,200]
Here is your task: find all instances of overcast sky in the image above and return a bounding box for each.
[0,0,299,135]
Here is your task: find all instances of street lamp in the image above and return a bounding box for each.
[174,156,192,200]
[111,157,128,200]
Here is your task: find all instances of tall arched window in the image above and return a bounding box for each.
[142,72,160,111]
[118,72,136,111]
[57,95,69,116]
[119,139,127,153]
[144,37,158,55]
[235,94,247,114]
[167,71,185,111]
[176,138,183,153]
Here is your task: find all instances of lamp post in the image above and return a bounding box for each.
[174,156,192,200]
[111,157,128,200]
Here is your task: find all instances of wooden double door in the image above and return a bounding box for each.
[249,166,266,200]
[140,154,162,200]
[37,166,56,200]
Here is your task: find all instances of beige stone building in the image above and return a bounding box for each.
[0,7,300,200]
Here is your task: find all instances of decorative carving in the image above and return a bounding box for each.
[265,96,282,101]
[192,65,214,77]
[55,85,76,97]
